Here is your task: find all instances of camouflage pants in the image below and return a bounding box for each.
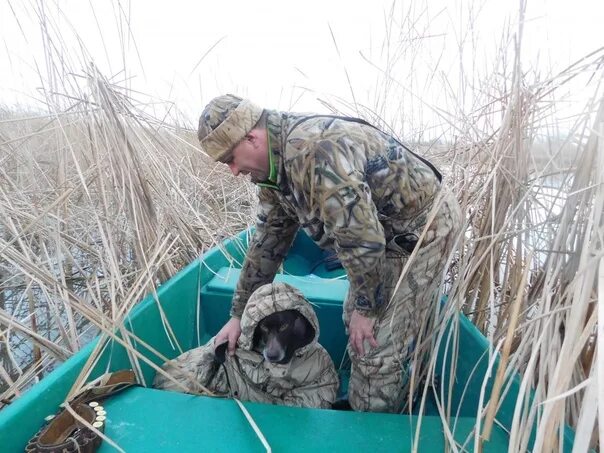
[345,190,462,413]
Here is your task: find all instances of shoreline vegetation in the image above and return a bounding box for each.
[1,1,603,451]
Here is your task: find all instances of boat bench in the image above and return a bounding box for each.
[98,386,510,453]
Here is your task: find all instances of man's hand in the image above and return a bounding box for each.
[349,310,378,356]
[214,317,242,356]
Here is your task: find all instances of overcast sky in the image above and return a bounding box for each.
[1,0,603,138]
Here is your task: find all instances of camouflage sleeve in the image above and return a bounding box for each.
[154,340,229,395]
[295,139,387,317]
[230,188,299,318]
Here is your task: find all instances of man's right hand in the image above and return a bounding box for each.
[214,317,242,356]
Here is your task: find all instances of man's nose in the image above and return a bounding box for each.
[227,162,239,176]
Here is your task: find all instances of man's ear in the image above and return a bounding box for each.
[246,130,261,147]
[247,128,268,150]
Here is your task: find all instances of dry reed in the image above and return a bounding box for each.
[1,1,603,452]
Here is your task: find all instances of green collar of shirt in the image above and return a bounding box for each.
[256,129,280,190]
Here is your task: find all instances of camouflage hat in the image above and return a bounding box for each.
[197,94,264,162]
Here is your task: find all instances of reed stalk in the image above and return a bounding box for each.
[1,1,602,451]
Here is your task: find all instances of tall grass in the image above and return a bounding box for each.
[0,68,255,401]
[1,1,603,451]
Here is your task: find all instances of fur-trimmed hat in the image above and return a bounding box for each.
[197,94,264,162]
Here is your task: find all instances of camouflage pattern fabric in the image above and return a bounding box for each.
[198,94,264,162]
[345,190,461,412]
[231,112,446,320]
[153,282,338,409]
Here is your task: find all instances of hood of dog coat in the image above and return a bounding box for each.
[238,282,319,358]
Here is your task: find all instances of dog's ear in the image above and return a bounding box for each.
[252,319,268,352]
[252,328,259,350]
[293,314,314,349]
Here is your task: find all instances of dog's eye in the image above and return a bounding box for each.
[279,323,289,332]
[260,325,269,333]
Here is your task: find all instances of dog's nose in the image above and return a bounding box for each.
[265,350,281,362]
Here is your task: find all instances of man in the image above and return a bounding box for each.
[198,94,462,413]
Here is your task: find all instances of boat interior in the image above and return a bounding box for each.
[1,230,575,452]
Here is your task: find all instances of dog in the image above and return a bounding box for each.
[251,309,314,364]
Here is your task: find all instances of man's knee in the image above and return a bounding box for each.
[348,354,404,413]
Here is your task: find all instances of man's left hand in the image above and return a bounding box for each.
[349,310,378,356]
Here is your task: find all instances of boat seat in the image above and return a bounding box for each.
[98,386,510,452]
[204,266,349,305]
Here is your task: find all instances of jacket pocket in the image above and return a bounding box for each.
[386,233,418,256]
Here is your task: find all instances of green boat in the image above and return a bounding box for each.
[0,230,576,452]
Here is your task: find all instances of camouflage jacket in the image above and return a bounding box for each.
[232,111,442,318]
[154,283,338,409]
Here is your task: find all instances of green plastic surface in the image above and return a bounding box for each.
[98,387,510,452]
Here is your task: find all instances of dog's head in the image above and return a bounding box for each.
[252,309,314,364]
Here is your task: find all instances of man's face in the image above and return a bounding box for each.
[225,128,269,183]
